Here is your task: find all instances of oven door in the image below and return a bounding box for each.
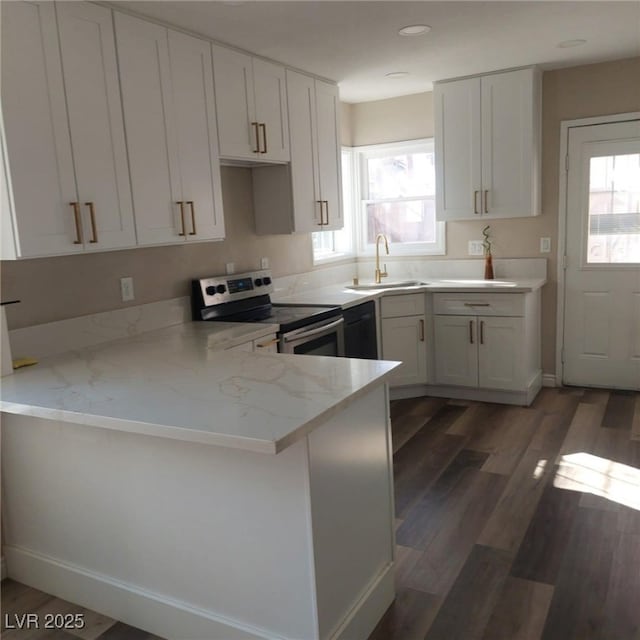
[280,317,345,357]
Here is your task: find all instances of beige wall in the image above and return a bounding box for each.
[1,167,313,329]
[3,57,639,376]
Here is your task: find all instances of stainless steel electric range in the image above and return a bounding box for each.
[192,270,345,357]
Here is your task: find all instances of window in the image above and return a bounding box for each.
[312,148,355,263]
[358,139,444,255]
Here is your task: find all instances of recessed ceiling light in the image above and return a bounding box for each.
[385,71,409,79]
[398,24,431,37]
[557,39,587,48]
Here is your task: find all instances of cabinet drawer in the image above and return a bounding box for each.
[433,293,524,317]
[381,293,426,318]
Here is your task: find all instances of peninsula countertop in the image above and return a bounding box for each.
[0,322,399,454]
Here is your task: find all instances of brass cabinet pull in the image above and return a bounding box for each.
[484,190,489,214]
[473,190,479,214]
[85,202,98,243]
[419,318,425,342]
[317,200,325,226]
[480,320,485,345]
[176,201,186,236]
[323,200,329,225]
[469,320,474,344]
[70,202,83,244]
[251,122,260,153]
[187,201,196,235]
[256,337,279,348]
[259,123,267,154]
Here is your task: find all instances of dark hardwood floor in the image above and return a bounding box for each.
[2,388,639,639]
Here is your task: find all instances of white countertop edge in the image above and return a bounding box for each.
[0,362,400,455]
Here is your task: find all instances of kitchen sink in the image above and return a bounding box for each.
[347,280,428,291]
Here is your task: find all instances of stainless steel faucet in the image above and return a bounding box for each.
[375,233,389,283]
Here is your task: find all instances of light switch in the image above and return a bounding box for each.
[540,237,551,253]
[120,277,134,302]
[225,262,235,275]
[468,240,484,256]
[260,257,269,269]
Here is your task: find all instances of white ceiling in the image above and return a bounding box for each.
[114,1,640,103]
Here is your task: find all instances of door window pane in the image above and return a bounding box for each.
[587,153,640,263]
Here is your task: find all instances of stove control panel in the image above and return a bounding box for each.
[195,269,274,307]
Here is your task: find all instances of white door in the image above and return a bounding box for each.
[563,118,640,389]
[57,2,135,251]
[381,316,427,386]
[253,59,289,162]
[478,316,524,390]
[212,46,257,159]
[168,31,225,242]
[433,315,478,388]
[315,79,343,231]
[1,1,80,257]
[115,13,181,245]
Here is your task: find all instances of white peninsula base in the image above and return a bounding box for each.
[2,384,395,640]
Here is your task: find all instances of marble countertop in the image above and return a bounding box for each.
[273,278,546,308]
[0,322,399,454]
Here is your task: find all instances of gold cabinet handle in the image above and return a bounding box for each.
[187,200,196,235]
[480,320,485,345]
[323,200,329,225]
[259,123,267,154]
[251,122,260,153]
[85,202,98,243]
[484,190,489,214]
[256,337,279,349]
[473,190,479,215]
[317,200,325,226]
[469,320,474,344]
[70,202,83,244]
[176,201,186,236]
[419,318,425,342]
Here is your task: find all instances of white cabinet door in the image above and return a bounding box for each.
[168,30,224,242]
[1,1,82,257]
[481,69,538,218]
[116,14,225,245]
[225,341,253,352]
[477,316,524,390]
[212,46,257,160]
[253,59,289,162]
[287,70,322,233]
[381,316,427,386]
[433,315,478,388]
[56,2,135,251]
[434,77,481,221]
[315,79,343,231]
[115,13,180,246]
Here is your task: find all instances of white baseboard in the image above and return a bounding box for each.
[5,545,270,640]
[1,555,7,580]
[542,374,557,387]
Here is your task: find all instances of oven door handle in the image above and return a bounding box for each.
[282,317,344,343]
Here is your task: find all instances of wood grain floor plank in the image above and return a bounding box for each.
[601,391,636,430]
[481,577,554,640]
[394,545,423,588]
[445,403,499,437]
[368,588,442,640]
[558,401,606,457]
[396,449,489,549]
[424,545,512,640]
[540,507,618,640]
[35,598,116,640]
[403,472,506,595]
[1,579,54,630]
[510,485,581,585]
[97,622,164,640]
[580,389,611,405]
[601,533,640,640]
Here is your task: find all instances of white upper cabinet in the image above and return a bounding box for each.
[115,13,225,245]
[1,1,135,258]
[212,46,289,163]
[253,71,342,235]
[435,68,541,221]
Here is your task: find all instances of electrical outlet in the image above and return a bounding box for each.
[225,262,235,275]
[468,240,484,256]
[540,237,551,253]
[120,277,134,302]
[260,257,269,269]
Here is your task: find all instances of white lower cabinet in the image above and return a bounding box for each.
[380,294,427,387]
[224,333,278,353]
[432,292,540,401]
